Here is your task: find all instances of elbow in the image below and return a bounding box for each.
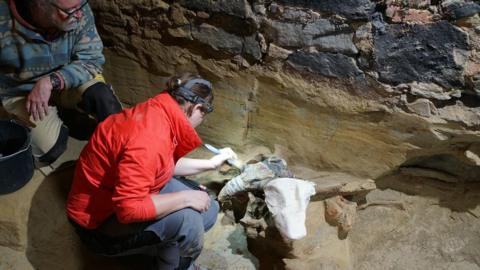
[115,207,137,224]
[114,199,156,224]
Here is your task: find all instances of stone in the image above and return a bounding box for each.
[374,21,469,88]
[196,11,210,19]
[153,0,169,11]
[309,172,376,198]
[324,196,357,236]
[400,167,459,182]
[405,98,438,117]
[177,0,254,19]
[266,43,292,61]
[403,9,434,23]
[407,81,460,100]
[190,23,262,61]
[191,23,243,55]
[287,51,364,80]
[263,19,350,50]
[401,150,480,182]
[253,4,266,15]
[276,0,375,20]
[386,4,403,22]
[167,26,191,39]
[197,213,259,270]
[407,0,431,8]
[311,33,358,55]
[441,0,480,20]
[354,23,373,55]
[437,100,480,128]
[169,5,189,25]
[244,34,263,61]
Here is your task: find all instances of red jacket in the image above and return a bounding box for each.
[66,92,202,229]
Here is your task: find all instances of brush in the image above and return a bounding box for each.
[204,144,244,170]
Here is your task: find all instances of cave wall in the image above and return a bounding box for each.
[93,0,480,182]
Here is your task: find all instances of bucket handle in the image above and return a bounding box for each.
[0,120,32,161]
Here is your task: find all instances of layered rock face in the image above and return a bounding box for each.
[93,0,480,181]
[1,0,479,269]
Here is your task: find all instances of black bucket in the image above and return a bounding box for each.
[0,120,34,194]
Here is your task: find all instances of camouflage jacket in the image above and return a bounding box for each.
[0,0,105,98]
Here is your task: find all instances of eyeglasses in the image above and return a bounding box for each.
[51,0,89,19]
[201,103,214,114]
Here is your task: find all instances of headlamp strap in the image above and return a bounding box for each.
[176,78,212,105]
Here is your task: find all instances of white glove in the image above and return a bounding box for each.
[209,147,238,169]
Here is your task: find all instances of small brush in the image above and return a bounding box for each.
[204,144,244,170]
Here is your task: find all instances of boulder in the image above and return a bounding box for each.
[442,0,480,20]
[374,21,469,88]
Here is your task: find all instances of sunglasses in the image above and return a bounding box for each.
[51,0,89,19]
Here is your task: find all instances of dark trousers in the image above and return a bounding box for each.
[42,82,122,164]
[70,178,219,270]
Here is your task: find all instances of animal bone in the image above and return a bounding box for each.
[325,196,357,235]
[217,156,293,201]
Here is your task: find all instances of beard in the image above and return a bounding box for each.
[56,17,79,32]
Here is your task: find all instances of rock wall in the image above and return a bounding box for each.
[93,0,480,182]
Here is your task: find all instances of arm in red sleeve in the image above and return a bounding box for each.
[112,144,157,224]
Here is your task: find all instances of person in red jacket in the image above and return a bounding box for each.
[66,73,236,270]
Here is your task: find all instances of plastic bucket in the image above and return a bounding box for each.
[0,120,34,194]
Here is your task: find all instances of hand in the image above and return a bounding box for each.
[209,147,238,169]
[26,76,53,121]
[182,190,211,212]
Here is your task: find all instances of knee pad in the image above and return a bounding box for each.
[81,82,122,121]
[37,125,69,165]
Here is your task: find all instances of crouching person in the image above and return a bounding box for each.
[0,0,122,165]
[66,74,235,269]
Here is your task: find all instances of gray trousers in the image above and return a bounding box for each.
[70,178,219,270]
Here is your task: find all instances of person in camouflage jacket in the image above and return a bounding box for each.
[0,0,121,164]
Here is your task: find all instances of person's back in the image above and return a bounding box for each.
[66,74,238,269]
[67,92,202,229]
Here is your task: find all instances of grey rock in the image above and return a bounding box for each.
[406,82,461,100]
[441,0,480,20]
[405,98,438,117]
[278,7,313,23]
[263,19,353,53]
[266,43,292,61]
[276,0,375,20]
[312,33,358,55]
[437,100,480,128]
[192,23,243,54]
[374,21,469,88]
[287,51,364,79]
[190,23,262,61]
[263,20,306,47]
[177,0,253,18]
[472,74,480,95]
[303,19,349,36]
[402,152,480,182]
[244,35,263,61]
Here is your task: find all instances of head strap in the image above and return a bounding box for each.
[183,79,212,90]
[174,78,213,113]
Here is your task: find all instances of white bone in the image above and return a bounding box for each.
[264,178,316,240]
